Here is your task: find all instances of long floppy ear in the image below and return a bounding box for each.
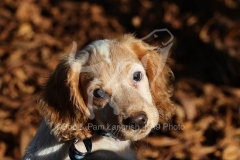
[127,35,174,122]
[39,42,91,141]
[143,47,174,122]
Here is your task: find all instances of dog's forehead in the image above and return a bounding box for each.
[78,38,144,80]
[91,40,111,63]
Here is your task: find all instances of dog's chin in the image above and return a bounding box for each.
[110,126,152,141]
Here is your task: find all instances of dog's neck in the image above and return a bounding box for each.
[22,120,135,160]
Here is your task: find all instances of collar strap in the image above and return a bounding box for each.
[69,129,115,160]
[69,138,92,160]
[96,129,112,137]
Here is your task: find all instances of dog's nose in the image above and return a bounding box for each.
[122,112,148,130]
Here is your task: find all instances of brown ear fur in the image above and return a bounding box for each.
[39,56,91,141]
[144,49,174,122]
[129,36,174,122]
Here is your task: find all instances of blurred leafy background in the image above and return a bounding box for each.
[0,0,240,159]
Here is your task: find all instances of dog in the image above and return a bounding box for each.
[22,34,174,160]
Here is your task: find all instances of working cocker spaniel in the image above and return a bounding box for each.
[22,34,174,160]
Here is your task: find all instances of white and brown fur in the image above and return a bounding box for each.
[22,34,174,160]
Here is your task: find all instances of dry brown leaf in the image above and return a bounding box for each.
[13,68,27,82]
[0,142,7,158]
[0,119,19,135]
[0,96,20,109]
[16,23,34,39]
[0,110,10,119]
[222,144,240,160]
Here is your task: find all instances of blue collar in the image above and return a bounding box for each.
[68,129,112,160]
[68,138,92,160]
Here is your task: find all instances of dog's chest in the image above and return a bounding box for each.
[75,137,136,159]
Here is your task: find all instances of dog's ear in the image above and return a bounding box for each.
[142,47,174,122]
[129,36,174,122]
[39,42,91,141]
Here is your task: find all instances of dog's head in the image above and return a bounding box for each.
[40,34,174,141]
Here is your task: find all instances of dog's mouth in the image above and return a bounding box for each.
[102,123,153,141]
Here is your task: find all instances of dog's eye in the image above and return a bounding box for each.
[93,89,106,99]
[133,71,142,82]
